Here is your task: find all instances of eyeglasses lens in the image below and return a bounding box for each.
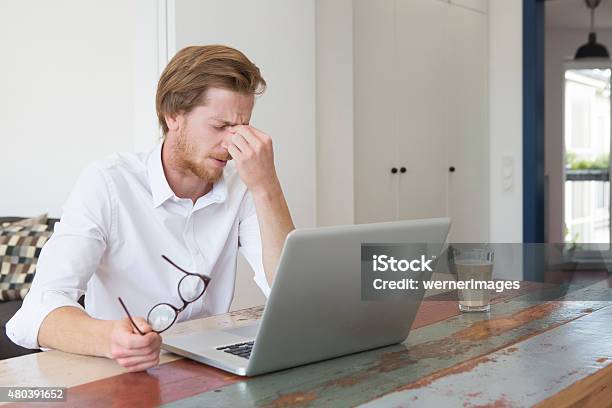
[179,275,206,302]
[148,303,176,332]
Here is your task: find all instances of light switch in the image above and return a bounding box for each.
[502,155,514,192]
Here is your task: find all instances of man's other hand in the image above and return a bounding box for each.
[107,317,161,372]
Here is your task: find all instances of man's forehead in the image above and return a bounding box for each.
[191,103,251,124]
[201,89,254,124]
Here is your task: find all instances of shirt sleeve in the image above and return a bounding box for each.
[6,163,114,350]
[237,191,271,298]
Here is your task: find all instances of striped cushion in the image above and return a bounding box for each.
[0,223,51,301]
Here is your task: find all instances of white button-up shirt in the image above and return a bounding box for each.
[7,142,270,350]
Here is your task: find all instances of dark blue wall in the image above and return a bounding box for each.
[523,0,546,280]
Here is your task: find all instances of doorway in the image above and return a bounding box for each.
[563,65,611,246]
[545,0,612,247]
[544,0,612,276]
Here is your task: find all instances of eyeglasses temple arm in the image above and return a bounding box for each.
[161,255,211,281]
[117,297,145,336]
[161,254,193,275]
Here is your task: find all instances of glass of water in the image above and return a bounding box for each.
[451,248,494,312]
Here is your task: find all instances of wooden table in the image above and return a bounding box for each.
[1,278,611,407]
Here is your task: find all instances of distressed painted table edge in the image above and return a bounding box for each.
[161,281,612,408]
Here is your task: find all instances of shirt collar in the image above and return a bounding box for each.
[147,142,174,208]
[209,170,228,203]
[147,142,228,208]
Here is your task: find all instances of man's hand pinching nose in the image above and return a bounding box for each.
[228,125,280,194]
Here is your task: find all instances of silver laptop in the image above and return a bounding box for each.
[162,217,450,376]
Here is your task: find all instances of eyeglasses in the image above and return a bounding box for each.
[118,255,211,335]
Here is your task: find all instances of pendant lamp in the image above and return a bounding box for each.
[575,0,610,59]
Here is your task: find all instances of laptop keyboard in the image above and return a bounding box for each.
[216,341,254,359]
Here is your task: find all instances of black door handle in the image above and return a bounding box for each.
[400,167,406,173]
[449,166,455,173]
[391,167,398,174]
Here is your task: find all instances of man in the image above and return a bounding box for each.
[7,45,294,372]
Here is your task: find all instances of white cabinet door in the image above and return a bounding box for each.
[353,0,489,233]
[445,4,489,242]
[354,0,400,224]
[395,0,449,221]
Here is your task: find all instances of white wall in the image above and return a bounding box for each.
[315,0,355,227]
[489,0,523,245]
[133,1,166,152]
[544,28,612,243]
[0,0,160,218]
[488,0,523,280]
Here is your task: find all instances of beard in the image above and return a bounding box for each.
[175,127,225,183]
